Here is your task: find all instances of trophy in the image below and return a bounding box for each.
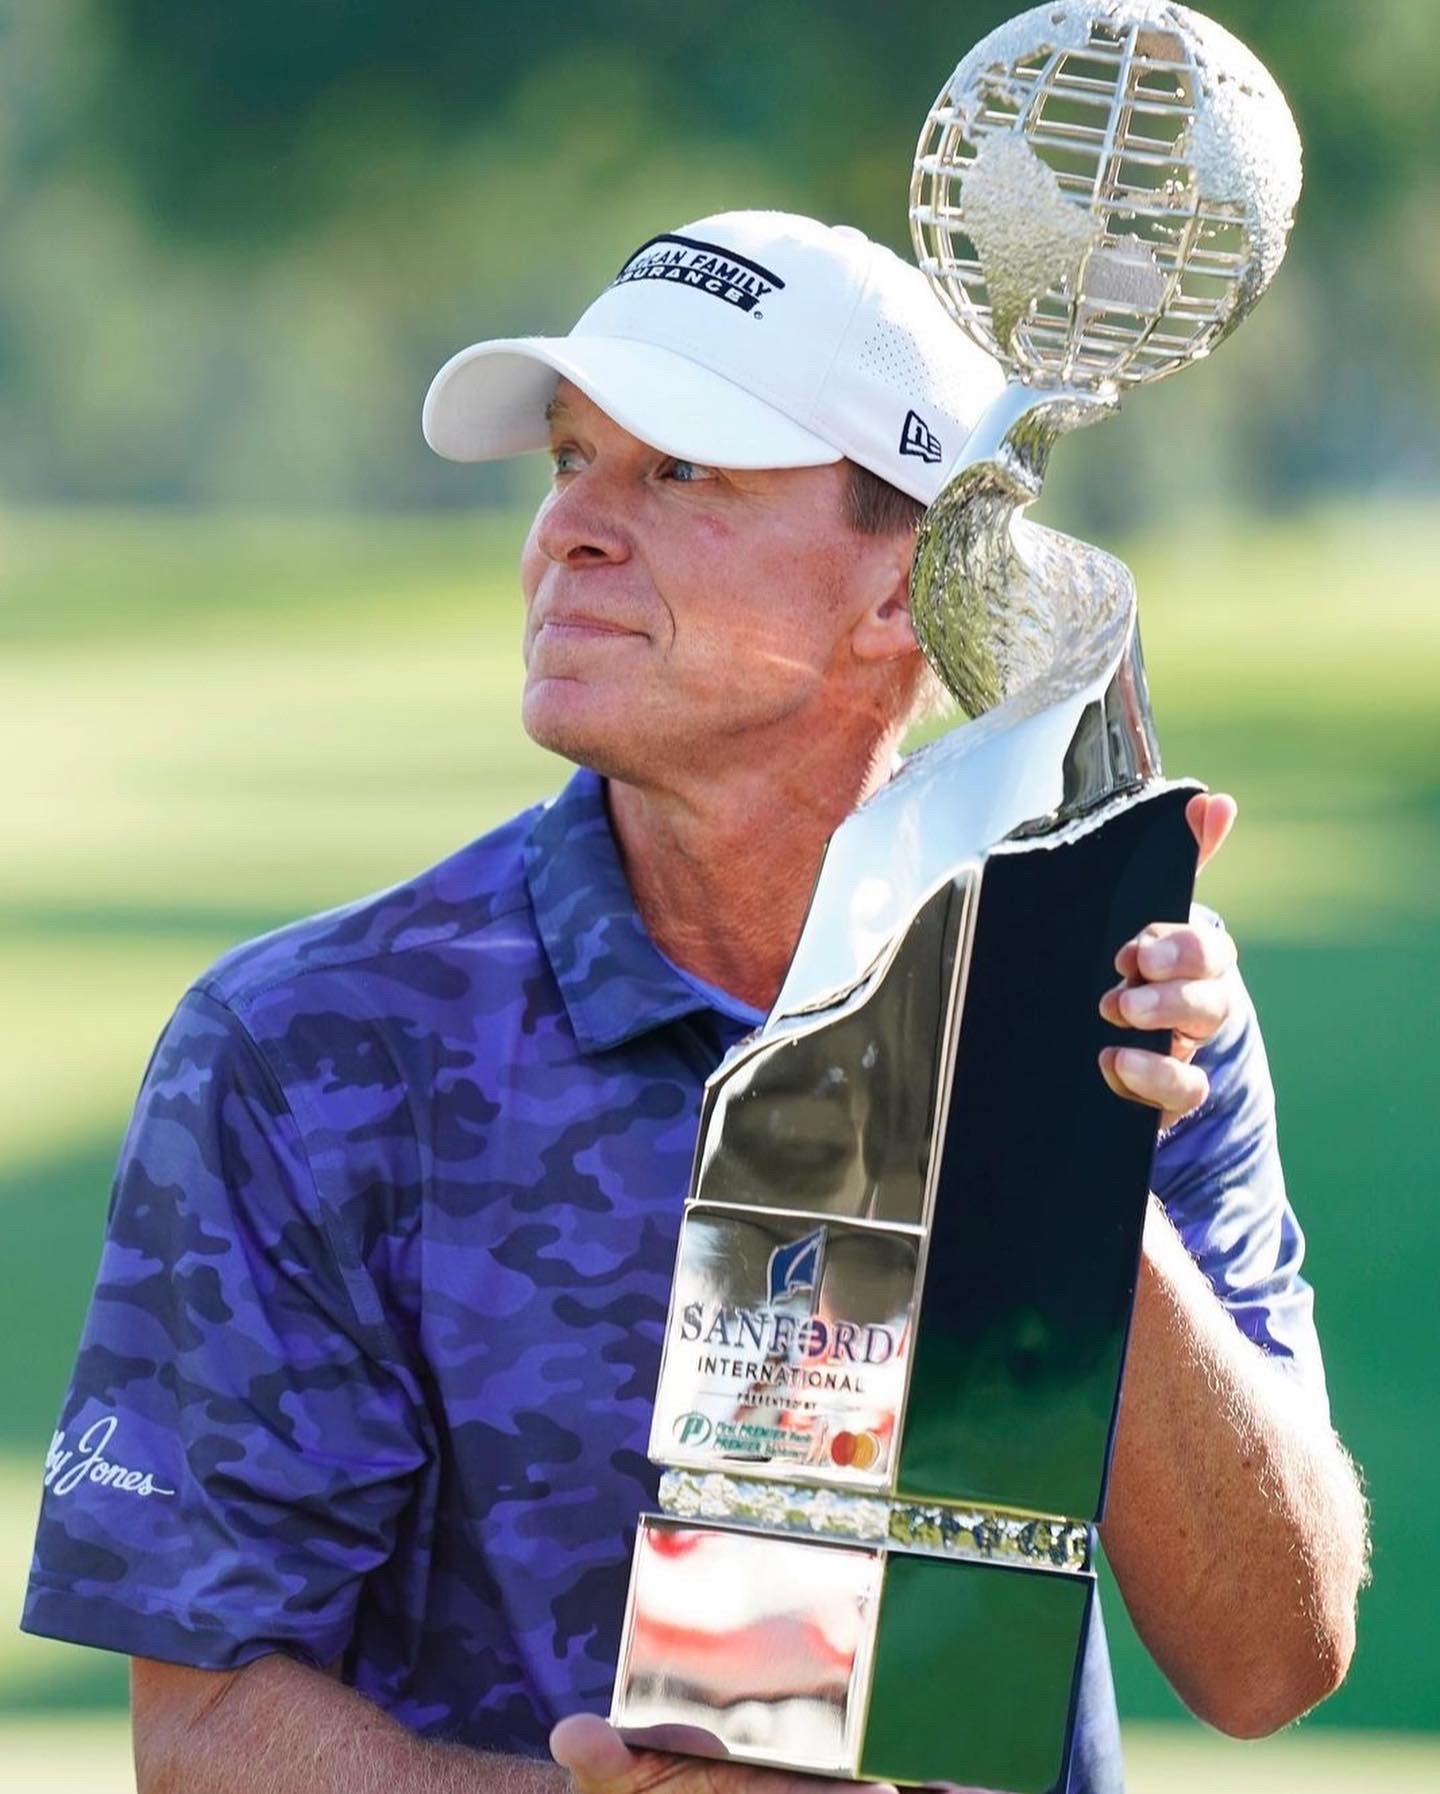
[611,7,1302,1791]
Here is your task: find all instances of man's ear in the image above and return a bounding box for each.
[850,544,920,666]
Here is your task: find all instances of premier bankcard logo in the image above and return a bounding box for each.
[611,233,785,315]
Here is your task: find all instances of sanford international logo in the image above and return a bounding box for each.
[767,1227,824,1304]
[611,233,785,315]
[677,1227,898,1374]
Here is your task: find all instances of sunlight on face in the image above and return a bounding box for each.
[517,382,897,790]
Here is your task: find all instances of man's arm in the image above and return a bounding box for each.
[1092,794,1369,1734]
[133,1661,901,1794]
[1099,1201,1369,1738]
[132,1655,570,1794]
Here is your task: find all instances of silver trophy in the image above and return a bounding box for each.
[612,8,1302,1792]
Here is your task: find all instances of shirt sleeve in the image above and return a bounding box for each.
[22,986,429,1669]
[1151,914,1330,1411]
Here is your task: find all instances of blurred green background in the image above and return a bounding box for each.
[2,1,1437,1787]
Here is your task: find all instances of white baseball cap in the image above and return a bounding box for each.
[422,210,1004,504]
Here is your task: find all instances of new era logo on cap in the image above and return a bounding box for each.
[899,409,943,465]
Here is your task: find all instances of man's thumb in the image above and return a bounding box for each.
[550,1714,640,1789]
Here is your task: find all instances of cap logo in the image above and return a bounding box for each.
[612,233,785,316]
[900,409,943,464]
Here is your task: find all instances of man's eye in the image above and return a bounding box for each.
[663,459,715,484]
[550,445,582,476]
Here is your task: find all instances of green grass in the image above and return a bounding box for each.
[2,502,1437,1741]
[1121,1725,1440,1793]
[1,1713,1437,1794]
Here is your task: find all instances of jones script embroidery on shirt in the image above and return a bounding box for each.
[45,1415,176,1499]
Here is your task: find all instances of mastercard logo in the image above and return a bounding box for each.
[828,1429,881,1471]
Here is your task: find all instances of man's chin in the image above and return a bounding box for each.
[521,680,656,784]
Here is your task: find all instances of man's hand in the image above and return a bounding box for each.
[133,1652,572,1793]
[1097,791,1239,1130]
[550,1716,902,1794]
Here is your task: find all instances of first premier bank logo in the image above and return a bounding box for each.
[672,1411,714,1447]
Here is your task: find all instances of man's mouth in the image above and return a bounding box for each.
[534,612,646,639]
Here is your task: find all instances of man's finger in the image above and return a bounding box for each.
[1113,918,1229,981]
[550,1718,897,1794]
[1128,920,1238,983]
[1185,791,1238,873]
[1100,1045,1209,1119]
[1113,975,1232,1042]
[1110,922,1236,988]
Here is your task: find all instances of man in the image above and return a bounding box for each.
[24,212,1367,1794]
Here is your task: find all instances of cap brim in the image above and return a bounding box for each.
[422,335,842,470]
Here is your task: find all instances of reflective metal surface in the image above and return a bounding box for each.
[613,1517,882,1775]
[661,1467,891,1546]
[612,1517,1097,1794]
[698,875,971,1227]
[888,1501,1089,1574]
[909,381,1159,816]
[653,778,1195,1529]
[772,378,1158,1021]
[775,3,1297,1026]
[659,1469,1091,1575]
[910,1,1303,388]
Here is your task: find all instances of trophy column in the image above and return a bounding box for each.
[614,786,1198,1794]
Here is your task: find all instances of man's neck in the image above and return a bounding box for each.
[605,737,903,1015]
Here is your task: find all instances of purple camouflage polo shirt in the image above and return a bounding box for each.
[23,764,1327,1792]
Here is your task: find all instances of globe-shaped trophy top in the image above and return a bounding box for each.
[910,1,1302,390]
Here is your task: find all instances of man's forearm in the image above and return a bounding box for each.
[1099,1198,1369,1737]
[134,1653,570,1794]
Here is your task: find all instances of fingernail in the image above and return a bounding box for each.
[1116,1047,1148,1078]
[1141,937,1178,973]
[1121,985,1161,1021]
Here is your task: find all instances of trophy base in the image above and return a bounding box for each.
[612,1514,1093,1794]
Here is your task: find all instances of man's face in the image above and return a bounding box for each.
[518,380,907,787]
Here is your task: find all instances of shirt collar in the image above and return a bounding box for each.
[525,765,718,1053]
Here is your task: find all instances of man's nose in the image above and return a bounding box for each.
[534,472,633,567]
